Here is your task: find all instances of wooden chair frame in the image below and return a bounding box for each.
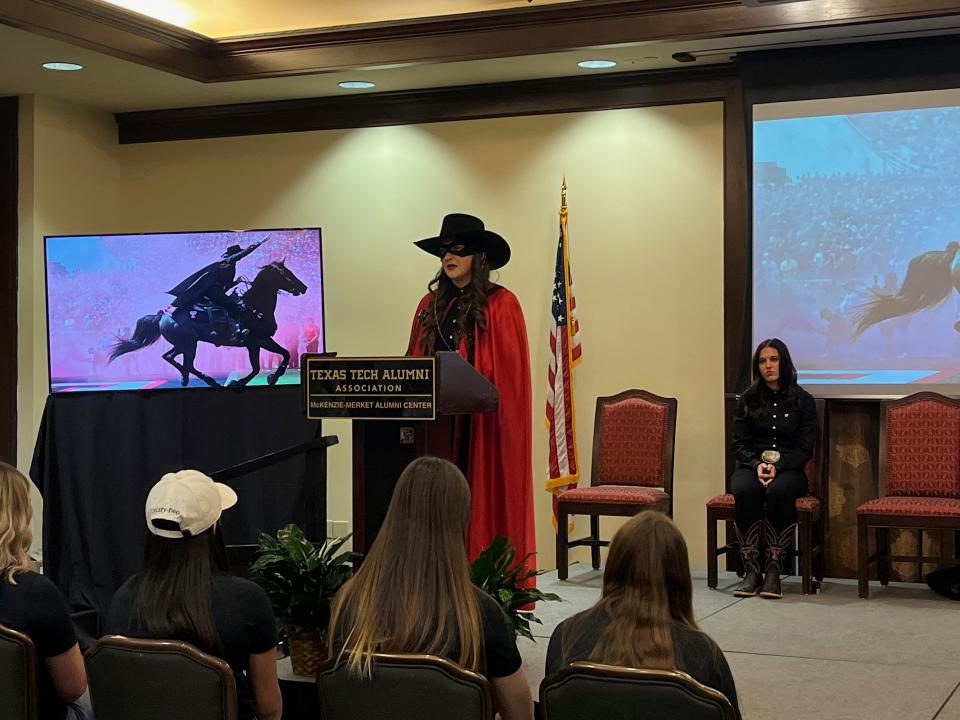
[0,623,39,720]
[540,661,736,720]
[86,635,237,720]
[556,389,677,581]
[706,398,827,595]
[857,392,960,599]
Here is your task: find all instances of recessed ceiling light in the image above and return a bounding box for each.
[42,62,84,71]
[577,60,617,69]
[338,80,376,90]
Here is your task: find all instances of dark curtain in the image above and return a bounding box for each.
[30,386,323,617]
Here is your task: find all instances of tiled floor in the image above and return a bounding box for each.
[521,565,960,720]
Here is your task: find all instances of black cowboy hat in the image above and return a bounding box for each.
[414,213,511,270]
[222,244,242,257]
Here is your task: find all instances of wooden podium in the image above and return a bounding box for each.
[351,352,498,553]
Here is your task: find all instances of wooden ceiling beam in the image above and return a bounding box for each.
[3,0,960,82]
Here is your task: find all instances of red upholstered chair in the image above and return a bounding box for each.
[857,392,960,599]
[555,389,677,581]
[706,398,826,595]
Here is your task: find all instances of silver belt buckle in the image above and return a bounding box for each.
[761,449,781,464]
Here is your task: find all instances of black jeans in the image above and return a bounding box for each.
[731,467,807,535]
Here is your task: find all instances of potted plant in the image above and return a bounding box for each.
[250,524,359,676]
[470,535,561,641]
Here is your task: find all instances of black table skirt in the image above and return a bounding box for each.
[30,385,322,617]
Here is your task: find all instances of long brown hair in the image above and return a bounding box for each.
[420,253,492,354]
[0,462,34,584]
[329,457,482,676]
[581,513,697,669]
[131,529,224,657]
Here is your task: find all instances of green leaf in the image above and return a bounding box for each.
[469,535,563,644]
[249,524,356,634]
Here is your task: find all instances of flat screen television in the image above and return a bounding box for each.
[44,228,324,393]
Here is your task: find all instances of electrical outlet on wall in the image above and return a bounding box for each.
[326,520,350,539]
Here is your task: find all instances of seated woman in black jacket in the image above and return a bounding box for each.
[545,512,740,717]
[731,338,817,599]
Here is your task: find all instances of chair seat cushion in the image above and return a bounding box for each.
[706,493,735,508]
[857,496,960,517]
[559,486,669,505]
[795,496,820,512]
[706,493,819,512]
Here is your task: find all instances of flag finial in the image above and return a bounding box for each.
[561,178,567,209]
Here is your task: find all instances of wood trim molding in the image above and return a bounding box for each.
[0,0,209,79]
[0,96,17,464]
[116,65,735,143]
[4,0,960,81]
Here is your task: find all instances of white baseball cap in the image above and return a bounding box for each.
[145,469,238,539]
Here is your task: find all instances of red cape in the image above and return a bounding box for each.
[408,286,536,570]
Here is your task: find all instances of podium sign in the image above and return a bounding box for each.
[303,356,436,420]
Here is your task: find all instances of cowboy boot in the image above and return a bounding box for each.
[733,520,764,597]
[760,522,795,599]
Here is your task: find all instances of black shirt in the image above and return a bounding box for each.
[108,573,278,720]
[437,285,474,360]
[330,587,522,679]
[731,384,818,472]
[0,571,78,720]
[546,607,740,717]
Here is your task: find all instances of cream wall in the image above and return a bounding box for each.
[17,96,725,569]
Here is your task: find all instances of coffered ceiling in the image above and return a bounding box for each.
[99,0,583,38]
[2,0,960,114]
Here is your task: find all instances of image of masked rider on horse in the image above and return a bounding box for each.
[167,237,268,339]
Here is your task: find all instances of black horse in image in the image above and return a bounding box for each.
[110,261,308,387]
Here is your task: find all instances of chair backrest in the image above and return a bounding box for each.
[317,652,495,720]
[540,662,736,720]
[86,636,237,720]
[880,391,960,498]
[592,389,678,495]
[0,624,39,720]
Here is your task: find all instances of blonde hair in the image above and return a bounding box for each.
[575,512,697,670]
[329,457,482,676]
[0,462,34,584]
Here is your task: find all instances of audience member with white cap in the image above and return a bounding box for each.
[107,470,282,720]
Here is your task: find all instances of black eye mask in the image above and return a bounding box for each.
[439,242,479,258]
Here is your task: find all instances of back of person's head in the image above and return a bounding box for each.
[0,462,33,584]
[588,512,696,669]
[133,470,237,656]
[330,456,481,676]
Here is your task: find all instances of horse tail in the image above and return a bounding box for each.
[853,259,952,337]
[109,313,162,362]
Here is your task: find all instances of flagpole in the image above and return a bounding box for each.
[546,178,580,531]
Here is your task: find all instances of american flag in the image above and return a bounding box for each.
[545,188,581,524]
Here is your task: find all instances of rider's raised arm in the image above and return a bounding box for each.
[229,236,269,263]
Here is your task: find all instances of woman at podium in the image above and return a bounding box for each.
[407,213,535,568]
